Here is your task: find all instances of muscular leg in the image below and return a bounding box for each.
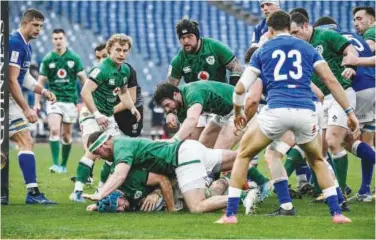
[48,113,62,168]
[183,187,228,213]
[326,125,348,192]
[61,122,73,169]
[199,123,221,148]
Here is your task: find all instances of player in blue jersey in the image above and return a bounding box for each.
[216,11,359,224]
[314,17,375,202]
[8,9,56,204]
[250,0,280,48]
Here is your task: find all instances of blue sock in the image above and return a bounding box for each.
[336,187,345,204]
[295,164,307,176]
[18,151,37,188]
[359,159,374,194]
[273,180,291,204]
[323,187,342,216]
[226,187,241,217]
[356,142,376,164]
[353,141,375,194]
[305,167,312,182]
[325,195,342,216]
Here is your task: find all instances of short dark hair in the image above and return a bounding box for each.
[22,8,44,22]
[95,43,107,52]
[153,83,180,106]
[289,8,309,21]
[87,131,105,149]
[244,46,259,64]
[313,16,337,28]
[52,28,65,35]
[176,19,200,39]
[353,6,375,18]
[290,12,309,26]
[267,11,291,31]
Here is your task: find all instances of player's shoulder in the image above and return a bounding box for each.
[66,48,82,59]
[9,32,27,49]
[42,51,55,61]
[171,49,184,65]
[254,18,267,30]
[203,37,227,49]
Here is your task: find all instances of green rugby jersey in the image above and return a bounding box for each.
[39,48,84,104]
[176,81,234,123]
[88,57,130,116]
[169,38,235,83]
[362,26,375,53]
[309,28,352,96]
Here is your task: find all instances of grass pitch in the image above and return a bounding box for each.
[2,143,375,239]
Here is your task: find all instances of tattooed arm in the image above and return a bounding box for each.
[168,76,181,86]
[225,58,243,86]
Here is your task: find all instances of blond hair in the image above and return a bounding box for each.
[106,34,133,52]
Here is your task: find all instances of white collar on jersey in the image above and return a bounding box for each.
[275,33,291,37]
[17,29,30,45]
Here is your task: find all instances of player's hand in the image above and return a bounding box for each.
[86,203,97,211]
[341,55,359,66]
[131,106,141,122]
[140,193,159,212]
[23,108,38,123]
[33,102,41,112]
[341,68,356,80]
[166,113,178,128]
[42,89,56,104]
[94,111,109,129]
[82,193,102,201]
[347,112,360,139]
[233,111,247,136]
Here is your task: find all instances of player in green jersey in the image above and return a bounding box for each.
[86,169,176,212]
[166,19,244,142]
[34,28,89,173]
[353,6,375,53]
[290,13,359,194]
[70,34,140,202]
[82,131,239,213]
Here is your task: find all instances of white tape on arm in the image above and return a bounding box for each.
[239,66,259,91]
[233,92,246,106]
[22,70,37,91]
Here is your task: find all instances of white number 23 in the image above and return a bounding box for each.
[272,49,303,81]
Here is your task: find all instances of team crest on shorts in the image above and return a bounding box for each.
[67,61,75,68]
[113,87,120,96]
[206,56,215,65]
[315,45,324,55]
[134,190,142,199]
[57,69,67,78]
[198,71,210,80]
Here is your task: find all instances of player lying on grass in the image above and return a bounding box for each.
[86,168,175,212]
[82,131,238,213]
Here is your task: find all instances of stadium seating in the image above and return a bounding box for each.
[9,1,375,94]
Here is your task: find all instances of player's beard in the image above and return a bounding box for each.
[184,43,198,53]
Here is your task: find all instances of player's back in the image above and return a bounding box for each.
[251,34,322,111]
[9,31,32,86]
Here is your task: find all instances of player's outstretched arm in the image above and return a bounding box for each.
[342,55,376,67]
[168,76,181,86]
[146,173,176,212]
[315,62,360,138]
[341,45,359,79]
[173,103,202,141]
[310,82,324,103]
[119,86,140,121]
[244,78,263,121]
[83,163,130,201]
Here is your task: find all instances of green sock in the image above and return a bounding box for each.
[333,151,348,192]
[100,161,112,183]
[284,147,305,177]
[247,167,269,185]
[61,142,72,167]
[76,157,93,183]
[49,139,60,166]
[311,171,322,194]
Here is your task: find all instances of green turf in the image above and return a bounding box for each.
[2,144,375,239]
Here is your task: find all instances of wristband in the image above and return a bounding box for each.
[172,135,181,142]
[93,111,103,119]
[344,107,354,115]
[233,92,245,106]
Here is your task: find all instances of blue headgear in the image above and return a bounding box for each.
[96,191,123,213]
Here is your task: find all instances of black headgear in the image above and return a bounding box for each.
[176,19,200,39]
